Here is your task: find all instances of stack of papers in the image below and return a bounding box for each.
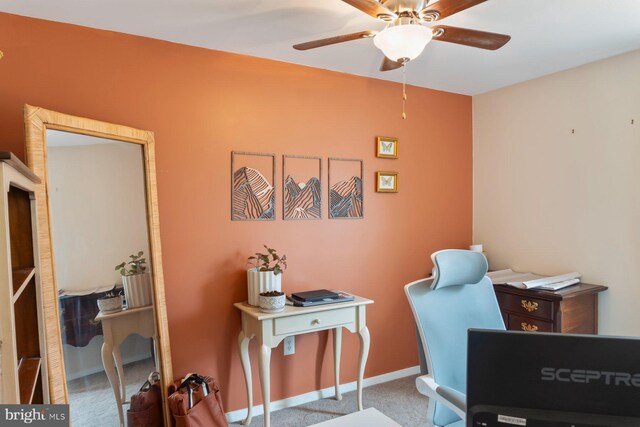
[487,269,581,291]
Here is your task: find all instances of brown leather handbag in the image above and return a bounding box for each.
[168,374,227,427]
[127,372,164,427]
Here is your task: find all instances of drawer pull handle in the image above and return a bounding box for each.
[521,322,539,332]
[521,300,539,312]
[311,319,321,325]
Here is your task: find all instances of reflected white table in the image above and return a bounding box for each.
[234,295,373,427]
[95,305,157,427]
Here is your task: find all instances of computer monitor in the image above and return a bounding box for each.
[467,330,640,427]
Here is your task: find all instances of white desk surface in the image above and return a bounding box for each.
[234,294,373,320]
[310,408,401,427]
[95,304,153,321]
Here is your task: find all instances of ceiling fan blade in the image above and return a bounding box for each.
[341,0,396,20]
[293,30,377,51]
[380,56,403,72]
[432,26,511,50]
[422,0,487,20]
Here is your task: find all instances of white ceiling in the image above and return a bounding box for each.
[2,0,640,95]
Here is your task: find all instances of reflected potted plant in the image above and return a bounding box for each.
[97,289,124,313]
[115,251,152,308]
[246,246,287,306]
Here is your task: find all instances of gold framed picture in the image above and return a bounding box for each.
[376,136,398,159]
[376,171,398,193]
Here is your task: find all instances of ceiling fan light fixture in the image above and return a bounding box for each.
[418,9,440,22]
[376,13,395,22]
[373,21,433,62]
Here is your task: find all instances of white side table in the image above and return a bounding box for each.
[96,305,158,427]
[234,295,373,427]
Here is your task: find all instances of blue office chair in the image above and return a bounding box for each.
[404,249,506,427]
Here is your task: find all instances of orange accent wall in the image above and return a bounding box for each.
[0,12,472,412]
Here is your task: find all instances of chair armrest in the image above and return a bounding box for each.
[436,385,466,413]
[415,375,466,419]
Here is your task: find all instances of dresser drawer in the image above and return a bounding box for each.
[496,292,554,320]
[508,314,553,333]
[274,307,355,336]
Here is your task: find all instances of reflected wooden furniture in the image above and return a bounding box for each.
[59,292,103,347]
[25,105,173,424]
[0,152,48,404]
[494,283,608,334]
[96,305,157,427]
[58,287,123,347]
[235,295,373,427]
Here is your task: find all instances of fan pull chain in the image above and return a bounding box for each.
[402,62,407,120]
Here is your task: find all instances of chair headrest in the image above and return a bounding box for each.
[431,249,488,290]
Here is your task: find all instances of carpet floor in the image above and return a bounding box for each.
[68,368,429,426]
[233,374,429,427]
[67,357,156,426]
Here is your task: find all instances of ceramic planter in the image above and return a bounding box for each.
[122,272,153,308]
[97,295,124,313]
[259,294,286,313]
[247,269,282,306]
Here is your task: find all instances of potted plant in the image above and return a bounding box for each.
[115,251,152,308]
[259,290,286,313]
[246,246,287,306]
[97,289,124,313]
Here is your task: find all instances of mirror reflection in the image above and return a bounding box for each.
[47,129,157,426]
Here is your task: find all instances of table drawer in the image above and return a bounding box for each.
[274,307,355,336]
[508,314,553,333]
[496,292,554,320]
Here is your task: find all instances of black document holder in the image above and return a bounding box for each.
[291,289,339,302]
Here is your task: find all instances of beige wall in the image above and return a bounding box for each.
[473,49,640,336]
[48,140,150,292]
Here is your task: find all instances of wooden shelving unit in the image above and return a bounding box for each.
[12,267,36,302]
[0,151,47,404]
[18,357,41,404]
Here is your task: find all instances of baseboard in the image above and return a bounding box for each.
[225,365,420,423]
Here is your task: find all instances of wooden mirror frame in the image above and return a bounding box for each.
[24,105,173,424]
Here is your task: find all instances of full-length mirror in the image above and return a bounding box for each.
[49,131,155,425]
[24,106,172,426]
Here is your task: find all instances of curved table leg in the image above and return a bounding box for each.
[238,331,253,426]
[357,326,370,411]
[101,339,124,426]
[113,347,126,403]
[152,336,159,370]
[333,327,342,401]
[258,344,272,427]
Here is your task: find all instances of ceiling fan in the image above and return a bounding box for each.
[293,0,511,71]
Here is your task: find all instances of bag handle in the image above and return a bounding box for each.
[178,374,210,409]
[138,371,161,392]
[148,371,161,384]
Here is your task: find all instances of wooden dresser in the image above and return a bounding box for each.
[494,283,608,334]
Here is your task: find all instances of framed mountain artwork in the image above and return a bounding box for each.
[328,158,364,219]
[283,155,322,220]
[231,151,276,221]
